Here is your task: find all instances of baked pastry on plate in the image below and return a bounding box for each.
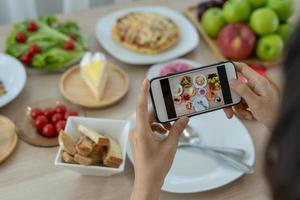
[112,12,180,54]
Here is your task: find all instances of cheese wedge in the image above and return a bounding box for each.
[80,52,109,100]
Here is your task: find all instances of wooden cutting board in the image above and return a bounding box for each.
[0,115,18,163]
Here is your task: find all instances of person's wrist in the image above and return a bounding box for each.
[131,174,164,200]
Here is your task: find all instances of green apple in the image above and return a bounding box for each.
[201,8,226,38]
[256,34,283,60]
[277,23,293,41]
[267,0,295,22]
[250,7,279,35]
[223,0,251,23]
[247,0,267,9]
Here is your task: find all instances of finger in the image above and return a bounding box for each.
[136,79,150,127]
[234,62,270,96]
[151,123,168,134]
[223,107,234,119]
[230,79,258,106]
[148,108,156,124]
[234,62,262,86]
[166,117,189,145]
[233,106,254,120]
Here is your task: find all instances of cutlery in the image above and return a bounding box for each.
[178,125,254,174]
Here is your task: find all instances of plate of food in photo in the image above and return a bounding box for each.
[192,96,209,112]
[147,59,200,79]
[193,74,207,88]
[172,83,183,97]
[0,53,27,108]
[95,6,199,65]
[208,73,221,91]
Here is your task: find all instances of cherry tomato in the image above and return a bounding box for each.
[56,120,66,133]
[31,108,43,120]
[55,104,67,115]
[28,44,41,56]
[44,108,55,120]
[63,39,74,50]
[65,110,78,119]
[16,32,27,43]
[42,124,57,137]
[20,53,32,65]
[34,115,48,130]
[52,113,63,124]
[27,21,39,32]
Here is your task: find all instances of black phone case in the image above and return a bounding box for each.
[149,61,240,123]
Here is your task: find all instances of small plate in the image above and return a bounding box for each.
[147,59,200,80]
[172,83,183,97]
[59,63,129,108]
[95,6,199,65]
[0,53,26,108]
[193,74,207,88]
[15,98,85,147]
[192,96,209,112]
[0,115,18,163]
[127,110,255,193]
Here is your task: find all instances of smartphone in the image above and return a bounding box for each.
[150,61,241,123]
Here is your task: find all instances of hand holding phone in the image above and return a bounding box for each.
[150,61,241,123]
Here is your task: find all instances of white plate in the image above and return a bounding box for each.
[0,53,26,108]
[95,6,199,65]
[147,59,201,79]
[127,110,255,193]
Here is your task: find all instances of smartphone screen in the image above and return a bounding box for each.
[159,65,233,119]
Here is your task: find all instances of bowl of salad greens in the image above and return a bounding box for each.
[5,16,87,73]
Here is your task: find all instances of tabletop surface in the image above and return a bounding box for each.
[0,0,299,199]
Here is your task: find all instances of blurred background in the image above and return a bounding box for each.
[0,0,140,25]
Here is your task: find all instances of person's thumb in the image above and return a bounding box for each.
[167,117,189,144]
[230,79,257,106]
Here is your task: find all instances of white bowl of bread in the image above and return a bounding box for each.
[54,117,130,176]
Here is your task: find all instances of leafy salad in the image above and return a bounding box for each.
[5,16,87,70]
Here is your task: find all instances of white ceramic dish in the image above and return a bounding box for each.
[147,59,201,79]
[54,117,130,176]
[95,6,199,65]
[127,110,255,193]
[0,53,26,108]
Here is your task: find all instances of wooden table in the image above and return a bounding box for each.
[0,0,299,199]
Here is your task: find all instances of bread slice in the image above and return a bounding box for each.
[75,136,93,157]
[62,151,76,164]
[58,131,77,156]
[78,125,109,146]
[89,144,106,164]
[74,154,93,166]
[103,136,123,168]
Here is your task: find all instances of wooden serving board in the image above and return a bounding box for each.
[184,5,283,68]
[0,115,18,163]
[60,63,129,108]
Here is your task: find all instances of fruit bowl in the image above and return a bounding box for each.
[15,98,85,147]
[184,4,284,68]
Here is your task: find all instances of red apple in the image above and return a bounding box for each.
[218,23,256,60]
